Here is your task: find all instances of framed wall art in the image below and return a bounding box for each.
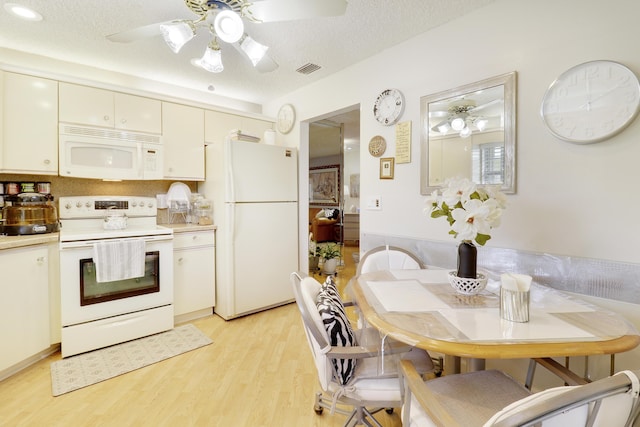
[310,165,340,206]
[380,158,394,179]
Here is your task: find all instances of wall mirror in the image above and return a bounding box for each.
[420,71,516,194]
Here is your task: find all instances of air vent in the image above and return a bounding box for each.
[296,63,321,75]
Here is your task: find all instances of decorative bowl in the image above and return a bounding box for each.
[447,271,488,295]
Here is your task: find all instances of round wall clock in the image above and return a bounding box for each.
[373,88,405,126]
[541,60,640,144]
[368,135,387,157]
[277,103,296,134]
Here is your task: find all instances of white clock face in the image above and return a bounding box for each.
[277,104,295,134]
[373,89,405,126]
[541,60,640,144]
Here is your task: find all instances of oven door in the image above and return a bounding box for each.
[60,235,173,327]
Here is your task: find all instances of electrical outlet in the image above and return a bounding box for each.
[367,196,382,210]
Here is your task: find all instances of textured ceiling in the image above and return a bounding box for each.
[0,0,496,106]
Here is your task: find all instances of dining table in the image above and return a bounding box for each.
[350,268,640,375]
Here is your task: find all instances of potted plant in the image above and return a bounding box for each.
[319,243,341,275]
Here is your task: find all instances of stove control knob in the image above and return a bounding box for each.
[148,202,154,208]
[76,202,82,208]
[65,203,72,210]
[85,202,91,208]
[132,201,137,207]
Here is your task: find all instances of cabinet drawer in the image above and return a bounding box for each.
[173,231,215,249]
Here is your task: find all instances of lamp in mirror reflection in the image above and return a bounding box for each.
[431,104,490,138]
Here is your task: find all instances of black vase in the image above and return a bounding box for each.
[457,240,477,279]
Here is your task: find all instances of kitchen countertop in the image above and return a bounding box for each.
[0,233,59,250]
[0,224,216,250]
[160,224,217,233]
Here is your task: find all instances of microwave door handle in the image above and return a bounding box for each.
[137,143,144,179]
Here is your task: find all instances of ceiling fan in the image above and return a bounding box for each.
[107,0,347,74]
[430,98,503,138]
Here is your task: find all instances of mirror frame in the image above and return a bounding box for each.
[420,71,517,195]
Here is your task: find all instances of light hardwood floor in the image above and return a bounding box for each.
[0,244,403,427]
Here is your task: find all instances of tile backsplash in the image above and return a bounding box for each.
[0,173,198,203]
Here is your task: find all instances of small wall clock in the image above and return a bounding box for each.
[277,103,296,134]
[540,60,640,144]
[373,88,405,126]
[368,135,387,157]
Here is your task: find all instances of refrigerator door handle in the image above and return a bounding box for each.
[225,138,236,203]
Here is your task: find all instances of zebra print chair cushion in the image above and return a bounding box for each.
[316,281,357,385]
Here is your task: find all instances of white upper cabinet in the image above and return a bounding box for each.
[162,102,205,180]
[204,110,273,144]
[1,72,58,174]
[59,82,161,134]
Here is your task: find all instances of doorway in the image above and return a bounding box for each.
[308,107,360,276]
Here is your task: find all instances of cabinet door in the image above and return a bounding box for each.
[114,92,161,134]
[204,110,242,143]
[0,246,50,372]
[174,246,216,316]
[162,102,205,180]
[59,82,114,128]
[2,73,58,174]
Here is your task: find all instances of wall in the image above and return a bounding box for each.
[266,0,640,379]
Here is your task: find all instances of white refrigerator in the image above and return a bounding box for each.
[199,140,299,320]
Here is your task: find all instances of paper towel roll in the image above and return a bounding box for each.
[156,193,168,209]
[263,129,276,145]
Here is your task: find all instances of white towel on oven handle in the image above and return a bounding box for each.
[93,239,146,283]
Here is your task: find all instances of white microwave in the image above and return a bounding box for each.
[59,123,163,180]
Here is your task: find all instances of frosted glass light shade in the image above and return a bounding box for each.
[240,36,269,66]
[160,21,195,53]
[194,47,224,73]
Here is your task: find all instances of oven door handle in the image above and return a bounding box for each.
[60,235,172,249]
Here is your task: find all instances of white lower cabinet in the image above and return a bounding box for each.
[0,245,50,378]
[173,230,216,321]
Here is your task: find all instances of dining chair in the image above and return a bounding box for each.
[290,272,434,427]
[400,359,640,427]
[356,245,424,276]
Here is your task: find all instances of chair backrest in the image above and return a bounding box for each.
[290,272,335,391]
[357,245,424,276]
[488,369,640,427]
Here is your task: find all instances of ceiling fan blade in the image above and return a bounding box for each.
[247,0,347,23]
[106,22,165,43]
[255,54,279,73]
[469,98,503,112]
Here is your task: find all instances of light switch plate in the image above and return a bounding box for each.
[367,196,381,210]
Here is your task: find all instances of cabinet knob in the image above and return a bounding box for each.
[36,256,46,264]
[104,115,110,121]
[43,159,50,165]
[121,119,127,124]
[178,257,184,263]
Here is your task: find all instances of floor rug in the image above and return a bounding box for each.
[50,324,212,396]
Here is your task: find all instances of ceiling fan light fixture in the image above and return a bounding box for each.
[460,126,472,138]
[240,35,269,66]
[214,10,244,43]
[160,20,195,53]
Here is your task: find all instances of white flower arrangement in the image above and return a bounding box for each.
[425,177,507,246]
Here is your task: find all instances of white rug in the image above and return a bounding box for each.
[50,324,212,396]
